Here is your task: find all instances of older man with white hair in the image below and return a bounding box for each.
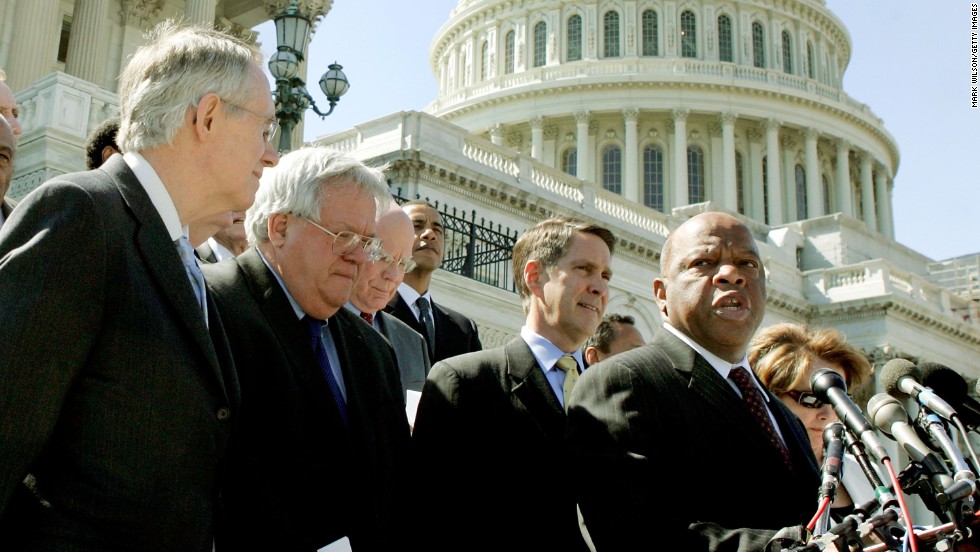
[204,146,416,551]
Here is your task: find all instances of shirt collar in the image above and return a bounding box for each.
[397,282,430,306]
[520,325,584,373]
[662,323,768,400]
[258,248,305,321]
[207,237,236,262]
[123,152,182,241]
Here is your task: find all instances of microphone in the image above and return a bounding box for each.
[810,368,888,463]
[879,358,958,421]
[921,362,980,431]
[819,422,846,502]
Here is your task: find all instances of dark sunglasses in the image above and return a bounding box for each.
[784,390,826,409]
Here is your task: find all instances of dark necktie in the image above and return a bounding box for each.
[302,316,349,429]
[359,311,374,325]
[416,297,436,358]
[729,366,792,468]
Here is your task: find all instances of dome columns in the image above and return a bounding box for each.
[859,153,878,232]
[721,112,738,212]
[672,109,690,207]
[623,108,640,203]
[835,139,853,218]
[575,111,592,181]
[765,119,785,225]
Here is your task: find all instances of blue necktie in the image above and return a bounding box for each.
[416,297,436,359]
[175,236,207,325]
[302,316,349,429]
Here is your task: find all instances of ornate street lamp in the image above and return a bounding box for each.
[269,0,349,152]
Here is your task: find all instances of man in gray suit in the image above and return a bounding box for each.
[0,117,15,225]
[0,22,278,551]
[348,205,430,397]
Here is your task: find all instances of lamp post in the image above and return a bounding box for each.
[268,0,350,152]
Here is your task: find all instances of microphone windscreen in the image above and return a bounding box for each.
[919,362,968,403]
[879,358,918,399]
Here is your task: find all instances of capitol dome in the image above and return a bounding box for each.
[425,0,898,235]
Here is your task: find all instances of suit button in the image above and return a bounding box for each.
[216,407,231,421]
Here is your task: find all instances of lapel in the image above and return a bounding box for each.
[656,331,786,463]
[235,249,337,422]
[327,310,369,418]
[386,293,426,336]
[505,338,567,439]
[107,157,226,399]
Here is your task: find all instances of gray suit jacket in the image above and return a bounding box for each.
[375,310,430,396]
[0,156,238,551]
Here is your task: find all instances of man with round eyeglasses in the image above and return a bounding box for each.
[346,205,431,401]
[202,146,416,550]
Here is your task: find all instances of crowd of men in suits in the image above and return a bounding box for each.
[0,20,831,552]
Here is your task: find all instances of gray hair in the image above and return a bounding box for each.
[116,21,263,152]
[246,146,392,243]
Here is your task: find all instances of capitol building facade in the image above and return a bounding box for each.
[3,0,979,392]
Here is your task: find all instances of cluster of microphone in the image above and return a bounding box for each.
[792,360,980,551]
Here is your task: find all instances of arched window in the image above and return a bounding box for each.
[736,152,745,214]
[604,11,621,58]
[602,145,622,194]
[822,174,831,214]
[806,41,815,79]
[505,31,516,74]
[762,156,770,224]
[782,30,793,74]
[795,164,807,220]
[567,15,582,62]
[680,10,697,58]
[688,146,705,203]
[643,145,664,211]
[642,10,659,56]
[480,41,489,81]
[752,22,765,68]
[561,147,577,176]
[718,15,733,62]
[533,22,547,68]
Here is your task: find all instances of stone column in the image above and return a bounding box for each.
[65,0,110,85]
[623,108,639,203]
[530,116,544,161]
[804,128,821,219]
[875,165,893,238]
[185,0,217,26]
[748,127,765,222]
[6,0,60,91]
[765,119,784,225]
[575,111,591,181]
[721,112,737,211]
[672,109,689,207]
[835,139,853,217]
[490,125,504,146]
[859,153,877,231]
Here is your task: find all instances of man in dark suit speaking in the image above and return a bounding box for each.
[204,147,415,551]
[413,217,615,552]
[567,212,821,551]
[0,23,278,551]
[385,200,481,362]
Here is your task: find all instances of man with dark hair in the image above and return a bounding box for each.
[84,116,120,170]
[567,212,820,551]
[385,200,482,362]
[414,216,615,552]
[583,312,645,365]
[0,22,278,550]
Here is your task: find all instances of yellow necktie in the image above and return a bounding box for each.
[556,355,579,411]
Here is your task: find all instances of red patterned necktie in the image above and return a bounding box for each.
[359,311,374,325]
[729,366,792,469]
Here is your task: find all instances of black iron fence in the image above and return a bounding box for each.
[393,190,519,293]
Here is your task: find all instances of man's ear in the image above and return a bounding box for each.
[524,259,546,296]
[653,278,668,317]
[267,212,290,247]
[585,346,600,366]
[192,93,222,139]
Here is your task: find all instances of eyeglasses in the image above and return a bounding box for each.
[0,105,19,120]
[303,217,383,261]
[783,390,827,409]
[222,99,278,143]
[374,251,416,274]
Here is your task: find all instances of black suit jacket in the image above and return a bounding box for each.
[0,156,238,551]
[0,196,14,223]
[413,338,590,552]
[566,330,821,551]
[204,248,416,551]
[385,292,482,363]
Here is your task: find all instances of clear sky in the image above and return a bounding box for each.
[254,1,979,261]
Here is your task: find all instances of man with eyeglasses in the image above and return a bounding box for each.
[0,70,21,139]
[566,212,820,551]
[203,146,416,551]
[346,205,430,400]
[0,118,15,227]
[0,23,276,551]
